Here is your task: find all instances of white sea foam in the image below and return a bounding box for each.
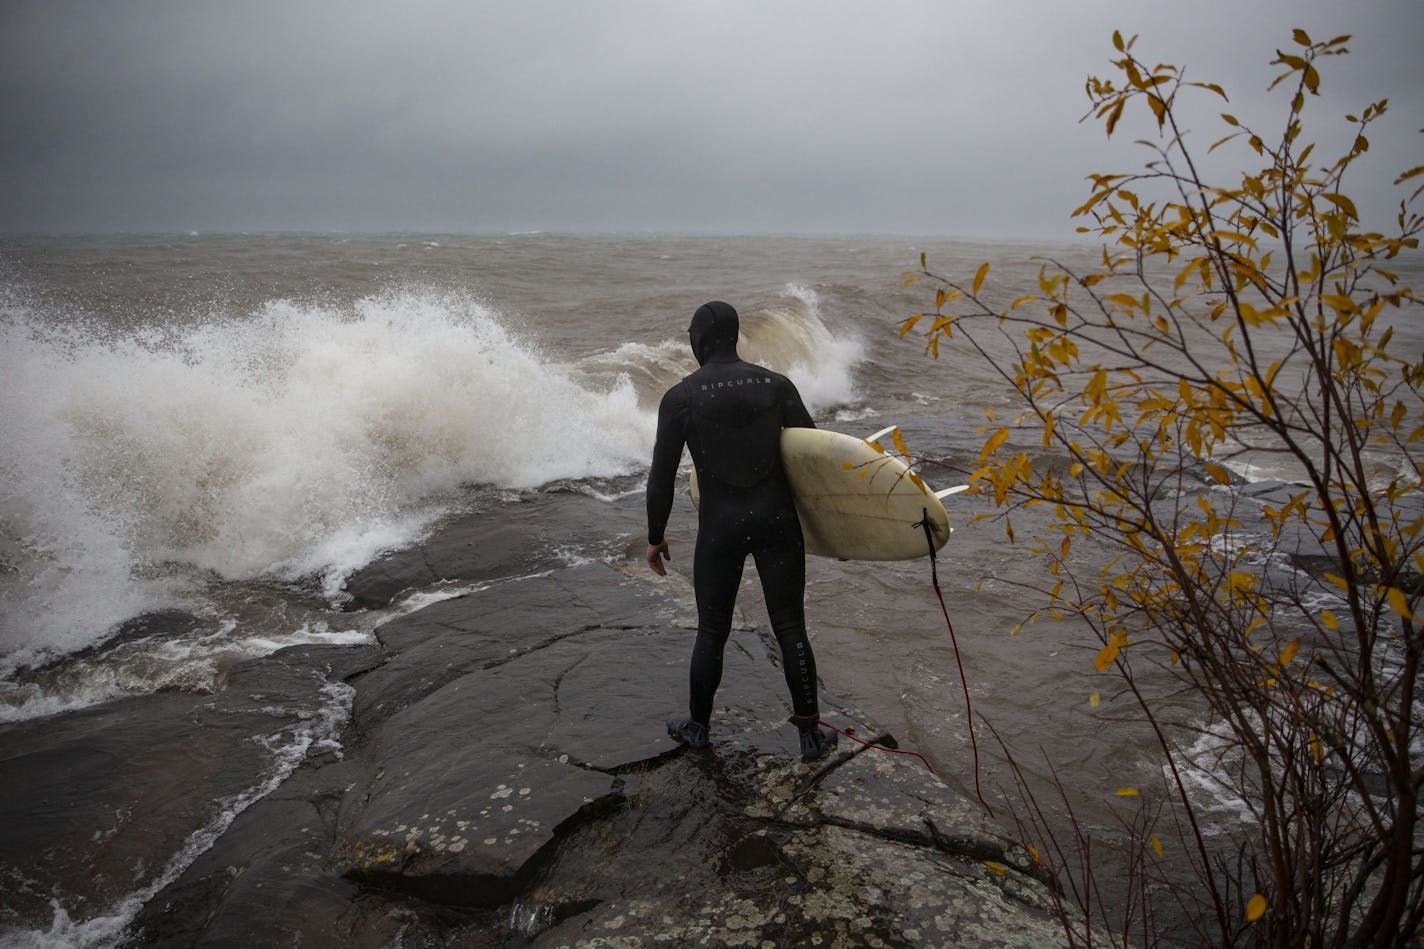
[1174,721,1260,831]
[0,290,656,666]
[740,284,863,414]
[0,619,374,723]
[833,406,881,425]
[579,286,863,416]
[383,569,555,620]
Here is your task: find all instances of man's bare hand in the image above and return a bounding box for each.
[646,540,671,576]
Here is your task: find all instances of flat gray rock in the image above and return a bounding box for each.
[351,564,673,731]
[12,554,1069,947]
[0,644,379,937]
[323,562,1067,945]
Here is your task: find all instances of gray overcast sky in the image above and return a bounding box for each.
[2,0,1420,238]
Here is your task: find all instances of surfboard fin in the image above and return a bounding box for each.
[864,425,898,445]
[935,484,970,500]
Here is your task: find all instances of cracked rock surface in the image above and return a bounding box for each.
[4,480,1069,947]
[121,560,1068,947]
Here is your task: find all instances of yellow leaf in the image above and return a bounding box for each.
[1387,586,1414,620]
[1205,462,1231,484]
[1321,609,1339,630]
[1147,92,1167,128]
[984,861,1008,876]
[1150,835,1164,858]
[1115,787,1140,797]
[973,262,990,297]
[936,288,965,309]
[1322,293,1358,315]
[1085,368,1108,402]
[980,427,1010,462]
[1105,98,1126,137]
[1228,571,1259,595]
[1279,639,1301,665]
[1309,732,1325,762]
[892,427,910,457]
[1246,894,1268,922]
[1320,192,1359,220]
[1089,691,1101,708]
[899,314,924,338]
[1094,640,1121,672]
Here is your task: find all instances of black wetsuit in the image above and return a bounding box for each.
[646,301,819,727]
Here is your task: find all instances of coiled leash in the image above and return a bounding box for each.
[916,508,994,817]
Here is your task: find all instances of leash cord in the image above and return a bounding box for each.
[814,719,937,774]
[918,510,995,817]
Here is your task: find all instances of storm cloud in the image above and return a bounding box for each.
[2,0,1420,237]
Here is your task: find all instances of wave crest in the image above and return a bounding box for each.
[0,289,655,664]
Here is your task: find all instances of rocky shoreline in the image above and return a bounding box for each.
[2,499,1071,947]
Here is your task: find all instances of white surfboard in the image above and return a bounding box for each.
[689,427,956,561]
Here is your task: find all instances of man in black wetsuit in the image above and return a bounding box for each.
[645,300,837,761]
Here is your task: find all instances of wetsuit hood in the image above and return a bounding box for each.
[689,301,740,366]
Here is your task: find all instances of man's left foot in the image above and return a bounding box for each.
[797,725,838,761]
[789,715,839,761]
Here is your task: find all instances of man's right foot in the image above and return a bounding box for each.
[666,718,710,749]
